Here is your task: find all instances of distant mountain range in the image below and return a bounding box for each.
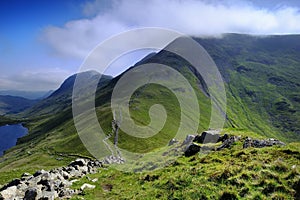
[0,95,38,115]
[21,71,112,117]
[0,90,53,115]
[0,90,52,100]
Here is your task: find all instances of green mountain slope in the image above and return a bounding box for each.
[195,34,300,141]
[0,34,299,185]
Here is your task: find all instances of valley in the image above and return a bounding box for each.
[0,34,299,199]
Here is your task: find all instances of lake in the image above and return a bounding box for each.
[0,124,28,156]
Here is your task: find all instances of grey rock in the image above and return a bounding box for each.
[0,158,103,200]
[22,173,32,178]
[91,178,98,183]
[58,188,77,198]
[217,134,229,143]
[243,137,285,148]
[0,186,17,199]
[182,135,196,145]
[0,178,22,191]
[38,179,53,192]
[33,169,47,177]
[24,188,38,200]
[69,168,82,177]
[184,143,201,157]
[40,190,58,200]
[217,136,241,150]
[102,155,125,165]
[69,159,87,167]
[80,183,96,191]
[61,171,70,180]
[168,138,178,146]
[194,130,220,144]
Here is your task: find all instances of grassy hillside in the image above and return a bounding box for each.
[0,34,299,190]
[196,34,300,141]
[69,130,300,199]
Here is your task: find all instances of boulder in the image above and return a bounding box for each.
[193,130,220,144]
[37,179,53,192]
[40,190,58,199]
[168,138,178,146]
[80,183,96,191]
[78,166,89,174]
[184,143,201,157]
[91,178,98,183]
[0,178,22,191]
[33,169,47,177]
[182,135,196,145]
[24,188,38,200]
[61,171,70,180]
[58,188,77,198]
[22,173,32,178]
[0,186,17,199]
[69,159,87,167]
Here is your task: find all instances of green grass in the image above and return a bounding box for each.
[68,132,300,199]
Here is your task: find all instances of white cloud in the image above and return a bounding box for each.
[0,68,72,91]
[42,0,300,61]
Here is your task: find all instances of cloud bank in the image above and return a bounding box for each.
[0,68,72,91]
[42,0,300,60]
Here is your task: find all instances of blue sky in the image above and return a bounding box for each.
[1,0,300,91]
[0,0,89,91]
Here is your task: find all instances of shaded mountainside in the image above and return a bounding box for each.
[195,34,300,140]
[0,34,299,190]
[0,116,20,126]
[0,95,38,115]
[21,71,112,117]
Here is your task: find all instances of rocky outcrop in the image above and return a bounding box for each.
[0,159,102,200]
[217,134,229,143]
[243,137,285,148]
[193,130,220,144]
[182,135,196,145]
[217,136,241,151]
[102,155,125,165]
[183,131,285,157]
